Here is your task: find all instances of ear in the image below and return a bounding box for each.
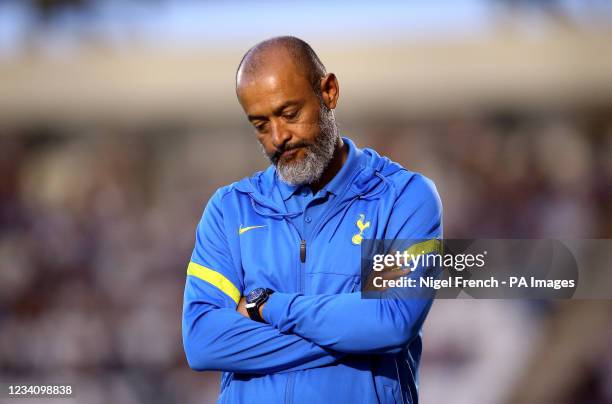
[319,73,339,109]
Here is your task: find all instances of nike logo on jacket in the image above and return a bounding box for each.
[238,225,267,235]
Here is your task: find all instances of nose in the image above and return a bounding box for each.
[270,120,291,149]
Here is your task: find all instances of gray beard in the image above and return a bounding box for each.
[262,105,339,186]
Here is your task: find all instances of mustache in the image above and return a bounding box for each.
[270,141,310,163]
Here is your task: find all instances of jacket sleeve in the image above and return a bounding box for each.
[262,174,442,354]
[182,189,343,374]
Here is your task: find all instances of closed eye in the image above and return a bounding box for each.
[253,121,269,133]
[282,110,299,121]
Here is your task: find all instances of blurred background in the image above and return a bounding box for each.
[1,0,612,403]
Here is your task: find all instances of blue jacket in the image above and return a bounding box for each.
[182,137,443,404]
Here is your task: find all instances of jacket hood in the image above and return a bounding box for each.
[234,137,404,217]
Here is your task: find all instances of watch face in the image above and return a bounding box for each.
[247,288,265,304]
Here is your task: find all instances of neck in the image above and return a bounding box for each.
[309,137,347,194]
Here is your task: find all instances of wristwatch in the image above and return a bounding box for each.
[245,287,274,323]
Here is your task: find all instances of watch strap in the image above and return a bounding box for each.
[246,301,265,322]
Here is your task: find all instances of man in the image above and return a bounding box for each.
[182,36,442,404]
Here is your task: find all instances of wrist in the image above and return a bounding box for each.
[245,287,274,323]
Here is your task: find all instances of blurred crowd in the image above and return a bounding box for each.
[2,1,612,403]
[0,112,611,403]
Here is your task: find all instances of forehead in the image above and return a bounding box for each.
[237,58,314,115]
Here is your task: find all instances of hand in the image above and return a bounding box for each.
[236,296,249,318]
[236,296,267,321]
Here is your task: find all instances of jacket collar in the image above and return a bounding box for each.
[234,136,405,217]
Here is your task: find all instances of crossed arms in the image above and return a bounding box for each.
[182,176,442,374]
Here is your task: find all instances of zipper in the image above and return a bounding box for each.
[283,218,303,404]
[274,177,361,404]
[288,238,306,404]
[282,172,364,404]
[284,219,304,291]
[300,240,306,262]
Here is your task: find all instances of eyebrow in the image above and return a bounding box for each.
[248,100,302,121]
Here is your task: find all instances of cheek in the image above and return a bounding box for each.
[257,136,278,157]
[293,115,322,142]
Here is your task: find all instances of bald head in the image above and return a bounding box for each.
[236,36,327,97]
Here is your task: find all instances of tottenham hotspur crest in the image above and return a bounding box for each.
[351,214,370,245]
